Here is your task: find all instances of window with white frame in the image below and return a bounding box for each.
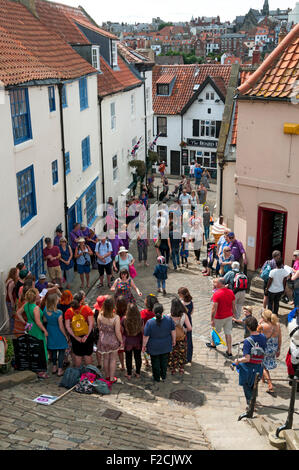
[111,41,118,68]
[110,102,116,130]
[112,155,118,180]
[200,120,216,138]
[92,46,101,71]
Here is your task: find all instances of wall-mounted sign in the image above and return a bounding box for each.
[187,138,217,149]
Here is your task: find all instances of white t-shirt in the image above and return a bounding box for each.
[179,193,191,205]
[268,268,289,293]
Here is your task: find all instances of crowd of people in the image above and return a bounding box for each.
[3,171,299,409]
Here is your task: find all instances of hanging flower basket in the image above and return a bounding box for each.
[179,141,187,148]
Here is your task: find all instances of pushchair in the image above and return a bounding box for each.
[202,242,220,277]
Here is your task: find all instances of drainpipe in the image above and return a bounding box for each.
[181,114,184,175]
[218,159,224,216]
[98,96,105,204]
[58,83,69,240]
[143,71,148,183]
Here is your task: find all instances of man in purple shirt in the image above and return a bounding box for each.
[70,223,84,250]
[228,232,247,274]
[81,224,91,239]
[54,227,63,247]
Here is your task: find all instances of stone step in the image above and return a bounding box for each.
[250,275,265,290]
[249,285,264,300]
[285,429,299,451]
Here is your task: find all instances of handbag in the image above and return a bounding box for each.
[129,264,137,279]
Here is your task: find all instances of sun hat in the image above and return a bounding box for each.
[77,237,86,243]
[118,246,128,254]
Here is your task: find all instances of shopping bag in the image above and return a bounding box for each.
[211,328,226,347]
[129,264,137,279]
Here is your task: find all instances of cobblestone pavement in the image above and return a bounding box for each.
[0,180,296,450]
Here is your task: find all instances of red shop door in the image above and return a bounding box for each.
[255,207,287,269]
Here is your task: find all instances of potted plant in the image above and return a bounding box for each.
[128,160,146,179]
[179,140,187,148]
[0,337,14,374]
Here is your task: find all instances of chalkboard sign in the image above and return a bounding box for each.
[13,335,47,373]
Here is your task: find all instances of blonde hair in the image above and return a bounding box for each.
[46,293,59,312]
[243,305,253,314]
[25,288,39,304]
[261,309,279,325]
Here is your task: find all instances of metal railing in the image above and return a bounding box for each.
[237,373,299,439]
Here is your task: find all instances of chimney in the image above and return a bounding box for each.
[14,0,39,18]
[252,46,261,65]
[278,22,287,44]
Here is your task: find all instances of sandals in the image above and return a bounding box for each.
[37,372,49,379]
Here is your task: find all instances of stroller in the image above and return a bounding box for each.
[202,242,220,277]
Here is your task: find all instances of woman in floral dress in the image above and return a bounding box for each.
[168,298,192,375]
[111,268,142,304]
[258,309,282,395]
[97,296,123,383]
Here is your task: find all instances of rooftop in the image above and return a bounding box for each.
[238,23,299,100]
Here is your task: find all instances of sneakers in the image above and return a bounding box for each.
[163,289,167,296]
[225,351,233,358]
[206,342,216,349]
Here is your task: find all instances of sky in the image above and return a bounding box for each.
[55,0,294,24]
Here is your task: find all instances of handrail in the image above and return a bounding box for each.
[276,377,298,438]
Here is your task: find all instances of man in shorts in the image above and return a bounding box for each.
[95,237,113,288]
[43,237,62,284]
[206,278,236,357]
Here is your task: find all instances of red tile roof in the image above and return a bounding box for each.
[156,73,177,84]
[0,0,96,86]
[238,24,299,100]
[98,55,142,98]
[153,64,232,115]
[118,42,153,65]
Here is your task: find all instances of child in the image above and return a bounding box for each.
[115,296,128,371]
[153,256,168,295]
[180,233,189,268]
[140,294,158,368]
[178,287,194,363]
[233,305,253,338]
[121,303,143,379]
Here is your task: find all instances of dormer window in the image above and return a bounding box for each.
[157,84,169,95]
[111,40,118,69]
[92,46,100,71]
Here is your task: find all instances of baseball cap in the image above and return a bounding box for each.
[39,274,46,280]
[56,227,63,233]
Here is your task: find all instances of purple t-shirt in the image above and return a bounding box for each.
[230,240,245,262]
[70,230,83,249]
[109,235,122,258]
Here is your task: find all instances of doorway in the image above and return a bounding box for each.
[170,151,181,175]
[255,207,287,269]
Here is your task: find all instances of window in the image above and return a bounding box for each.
[65,152,70,174]
[200,120,218,138]
[79,77,88,111]
[62,85,67,108]
[157,116,167,137]
[48,86,56,112]
[52,160,58,185]
[9,88,32,145]
[208,108,211,114]
[206,92,210,100]
[131,94,135,117]
[92,46,100,70]
[110,102,116,130]
[82,136,91,171]
[211,92,215,100]
[157,84,169,96]
[76,199,82,224]
[111,41,118,68]
[193,119,200,137]
[23,239,44,280]
[16,165,37,227]
[112,155,118,180]
[86,182,97,226]
[157,146,167,163]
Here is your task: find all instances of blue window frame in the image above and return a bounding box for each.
[23,238,44,280]
[79,77,88,111]
[9,88,32,145]
[62,85,67,108]
[76,199,82,224]
[52,160,58,185]
[16,165,37,227]
[48,86,56,112]
[65,152,70,174]
[86,182,97,226]
[82,136,91,171]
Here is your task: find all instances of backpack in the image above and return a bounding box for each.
[59,367,83,389]
[247,337,265,364]
[233,272,248,293]
[71,308,89,337]
[175,316,186,342]
[261,262,271,282]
